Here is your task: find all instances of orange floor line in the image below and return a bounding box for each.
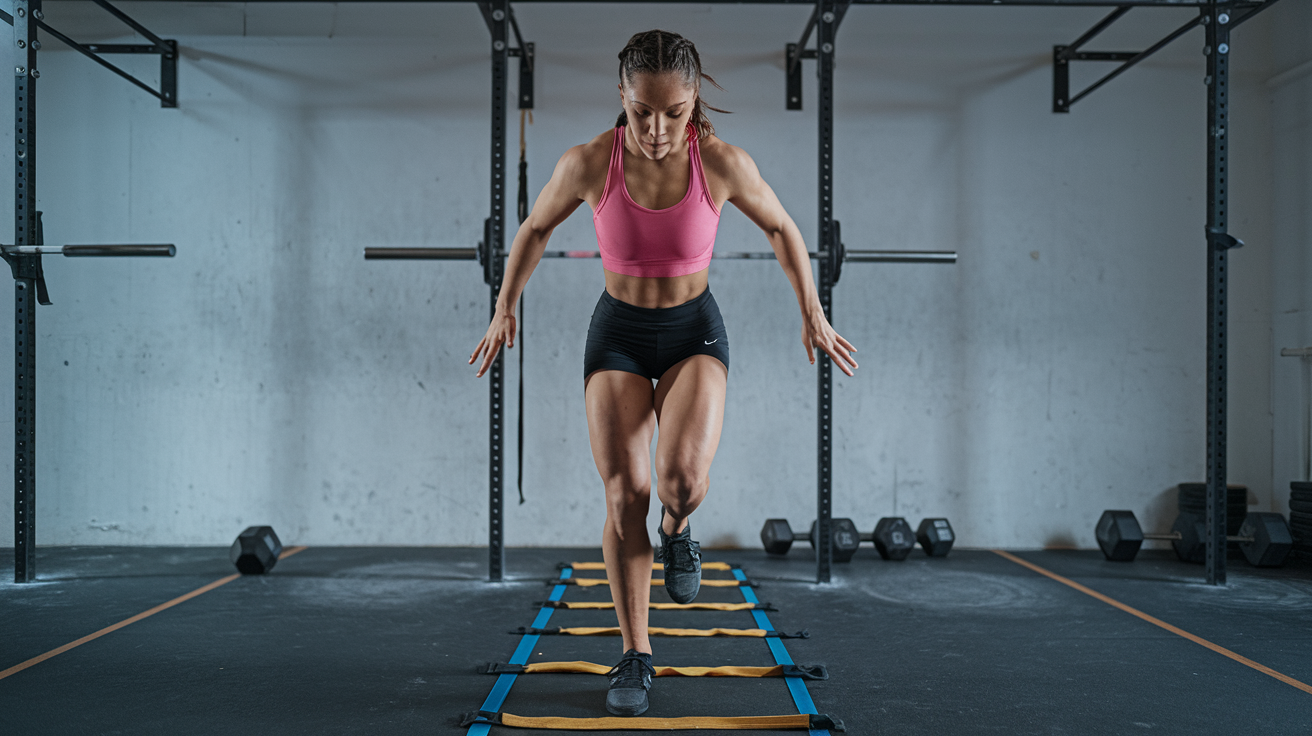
[0,545,307,681]
[992,549,1312,696]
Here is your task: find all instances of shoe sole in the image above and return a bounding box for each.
[605,700,650,717]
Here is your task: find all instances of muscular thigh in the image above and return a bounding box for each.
[653,355,728,480]
[585,369,657,486]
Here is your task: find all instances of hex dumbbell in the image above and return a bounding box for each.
[870,517,955,559]
[760,518,862,562]
[1096,510,1292,567]
[230,526,283,574]
[871,517,917,560]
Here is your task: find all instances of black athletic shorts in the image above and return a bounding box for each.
[584,288,730,380]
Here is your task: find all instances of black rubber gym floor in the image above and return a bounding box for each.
[2,545,1309,734]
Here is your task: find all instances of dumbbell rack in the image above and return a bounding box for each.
[761,517,954,562]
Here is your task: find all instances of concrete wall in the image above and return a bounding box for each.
[0,2,1284,550]
[1271,1,1312,509]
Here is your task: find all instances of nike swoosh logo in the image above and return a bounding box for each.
[704,339,718,345]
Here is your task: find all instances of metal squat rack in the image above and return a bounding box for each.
[7,0,176,582]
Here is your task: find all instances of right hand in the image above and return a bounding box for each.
[469,308,517,378]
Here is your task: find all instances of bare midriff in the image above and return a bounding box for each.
[604,268,710,309]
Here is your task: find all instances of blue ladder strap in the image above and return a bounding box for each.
[734,568,829,736]
[466,567,573,736]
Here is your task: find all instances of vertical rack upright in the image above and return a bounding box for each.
[814,0,840,585]
[11,0,39,583]
[1203,0,1233,586]
[487,0,510,582]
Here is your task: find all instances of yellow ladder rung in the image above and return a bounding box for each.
[566,561,735,571]
[564,578,747,587]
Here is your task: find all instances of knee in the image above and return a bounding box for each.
[656,466,708,518]
[603,475,651,520]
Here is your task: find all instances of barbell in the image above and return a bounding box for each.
[364,219,957,288]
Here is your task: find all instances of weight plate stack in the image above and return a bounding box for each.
[1178,483,1248,548]
[1291,482,1312,562]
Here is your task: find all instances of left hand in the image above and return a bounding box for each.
[802,307,858,376]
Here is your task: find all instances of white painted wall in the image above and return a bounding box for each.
[1271,1,1312,511]
[0,2,1285,549]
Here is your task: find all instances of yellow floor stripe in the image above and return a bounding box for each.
[568,562,735,571]
[0,545,307,681]
[992,549,1312,696]
[568,577,743,587]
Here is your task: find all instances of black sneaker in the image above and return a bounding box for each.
[656,506,701,604]
[605,649,654,716]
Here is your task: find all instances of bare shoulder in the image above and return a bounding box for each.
[558,129,616,177]
[550,129,616,202]
[698,134,759,183]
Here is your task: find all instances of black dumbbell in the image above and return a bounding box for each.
[760,518,862,562]
[872,517,916,560]
[874,517,954,558]
[1096,510,1292,567]
[230,526,283,574]
[915,518,955,557]
[762,516,954,561]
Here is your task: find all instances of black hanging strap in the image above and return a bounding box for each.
[32,212,51,305]
[515,108,531,505]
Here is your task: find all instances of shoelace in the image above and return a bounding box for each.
[659,533,701,573]
[607,653,655,688]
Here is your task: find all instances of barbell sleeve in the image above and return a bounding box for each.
[364,247,478,260]
[61,245,176,257]
[3,244,176,257]
[844,250,957,264]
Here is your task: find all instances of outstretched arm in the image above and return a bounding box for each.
[469,145,590,377]
[719,145,858,376]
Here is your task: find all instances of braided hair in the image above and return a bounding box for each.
[615,30,730,139]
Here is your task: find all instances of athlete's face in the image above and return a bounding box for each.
[620,72,696,160]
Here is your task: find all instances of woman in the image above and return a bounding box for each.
[469,29,858,716]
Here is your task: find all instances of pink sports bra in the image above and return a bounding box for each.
[592,122,721,278]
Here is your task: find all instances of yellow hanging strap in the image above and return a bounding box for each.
[512,626,808,639]
[541,600,771,612]
[461,712,844,731]
[561,577,750,588]
[564,561,736,572]
[482,661,829,680]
